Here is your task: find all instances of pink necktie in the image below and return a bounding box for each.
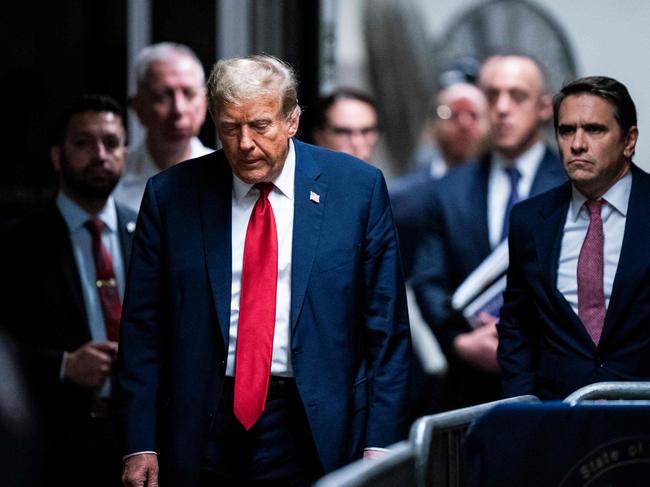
[84,218,122,342]
[577,199,605,345]
[234,183,278,430]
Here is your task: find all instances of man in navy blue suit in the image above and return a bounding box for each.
[390,81,490,279]
[119,54,411,486]
[498,76,650,399]
[411,53,567,409]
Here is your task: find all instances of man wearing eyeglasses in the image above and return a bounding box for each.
[311,87,380,162]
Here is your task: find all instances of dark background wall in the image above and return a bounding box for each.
[1,1,128,226]
[1,0,320,227]
[152,0,217,149]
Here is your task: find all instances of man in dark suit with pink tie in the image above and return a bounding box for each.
[498,76,650,399]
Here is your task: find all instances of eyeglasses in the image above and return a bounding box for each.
[325,125,379,139]
[436,105,483,124]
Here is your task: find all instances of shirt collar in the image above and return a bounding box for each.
[56,191,118,234]
[569,170,632,221]
[429,151,449,179]
[492,140,546,182]
[232,139,296,203]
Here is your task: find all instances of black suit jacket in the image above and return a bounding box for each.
[411,147,566,407]
[498,164,650,399]
[2,201,135,418]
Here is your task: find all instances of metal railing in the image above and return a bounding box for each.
[563,381,650,405]
[408,395,540,487]
[313,441,417,487]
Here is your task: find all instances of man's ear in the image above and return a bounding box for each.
[539,93,553,122]
[624,126,639,159]
[129,94,147,126]
[50,146,62,172]
[286,107,301,138]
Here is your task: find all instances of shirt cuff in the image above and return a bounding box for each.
[123,451,158,461]
[364,447,390,453]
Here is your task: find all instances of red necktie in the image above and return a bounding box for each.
[234,183,278,430]
[84,218,122,342]
[577,199,605,345]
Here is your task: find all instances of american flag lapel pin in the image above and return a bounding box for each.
[309,191,320,204]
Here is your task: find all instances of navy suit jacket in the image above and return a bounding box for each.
[118,139,411,484]
[498,164,650,400]
[389,166,438,280]
[410,147,566,406]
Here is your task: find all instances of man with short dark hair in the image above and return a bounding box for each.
[411,53,567,409]
[498,76,650,400]
[2,94,136,486]
[119,55,410,486]
[311,87,380,162]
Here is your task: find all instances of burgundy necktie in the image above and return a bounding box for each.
[84,218,122,342]
[577,199,605,345]
[234,183,278,430]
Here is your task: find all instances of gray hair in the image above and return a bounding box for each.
[207,54,300,119]
[133,42,205,94]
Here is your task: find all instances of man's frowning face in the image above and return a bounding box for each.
[216,95,299,184]
[557,93,637,199]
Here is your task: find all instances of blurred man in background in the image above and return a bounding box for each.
[389,80,490,419]
[311,87,380,162]
[391,81,490,278]
[411,52,566,409]
[114,42,212,212]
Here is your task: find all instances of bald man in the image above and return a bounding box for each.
[389,82,490,417]
[411,53,567,409]
[391,82,490,280]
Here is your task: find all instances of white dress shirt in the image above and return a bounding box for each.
[114,137,213,212]
[488,141,546,248]
[226,140,296,377]
[557,172,631,315]
[56,192,126,395]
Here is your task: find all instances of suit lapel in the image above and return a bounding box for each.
[290,140,326,332]
[534,183,586,330]
[115,204,137,263]
[530,147,566,197]
[602,165,650,340]
[49,207,89,327]
[473,156,491,253]
[199,153,233,345]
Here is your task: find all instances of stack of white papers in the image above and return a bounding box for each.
[451,241,509,328]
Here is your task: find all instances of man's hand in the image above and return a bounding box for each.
[453,313,500,373]
[363,448,389,460]
[122,453,158,487]
[64,341,118,388]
